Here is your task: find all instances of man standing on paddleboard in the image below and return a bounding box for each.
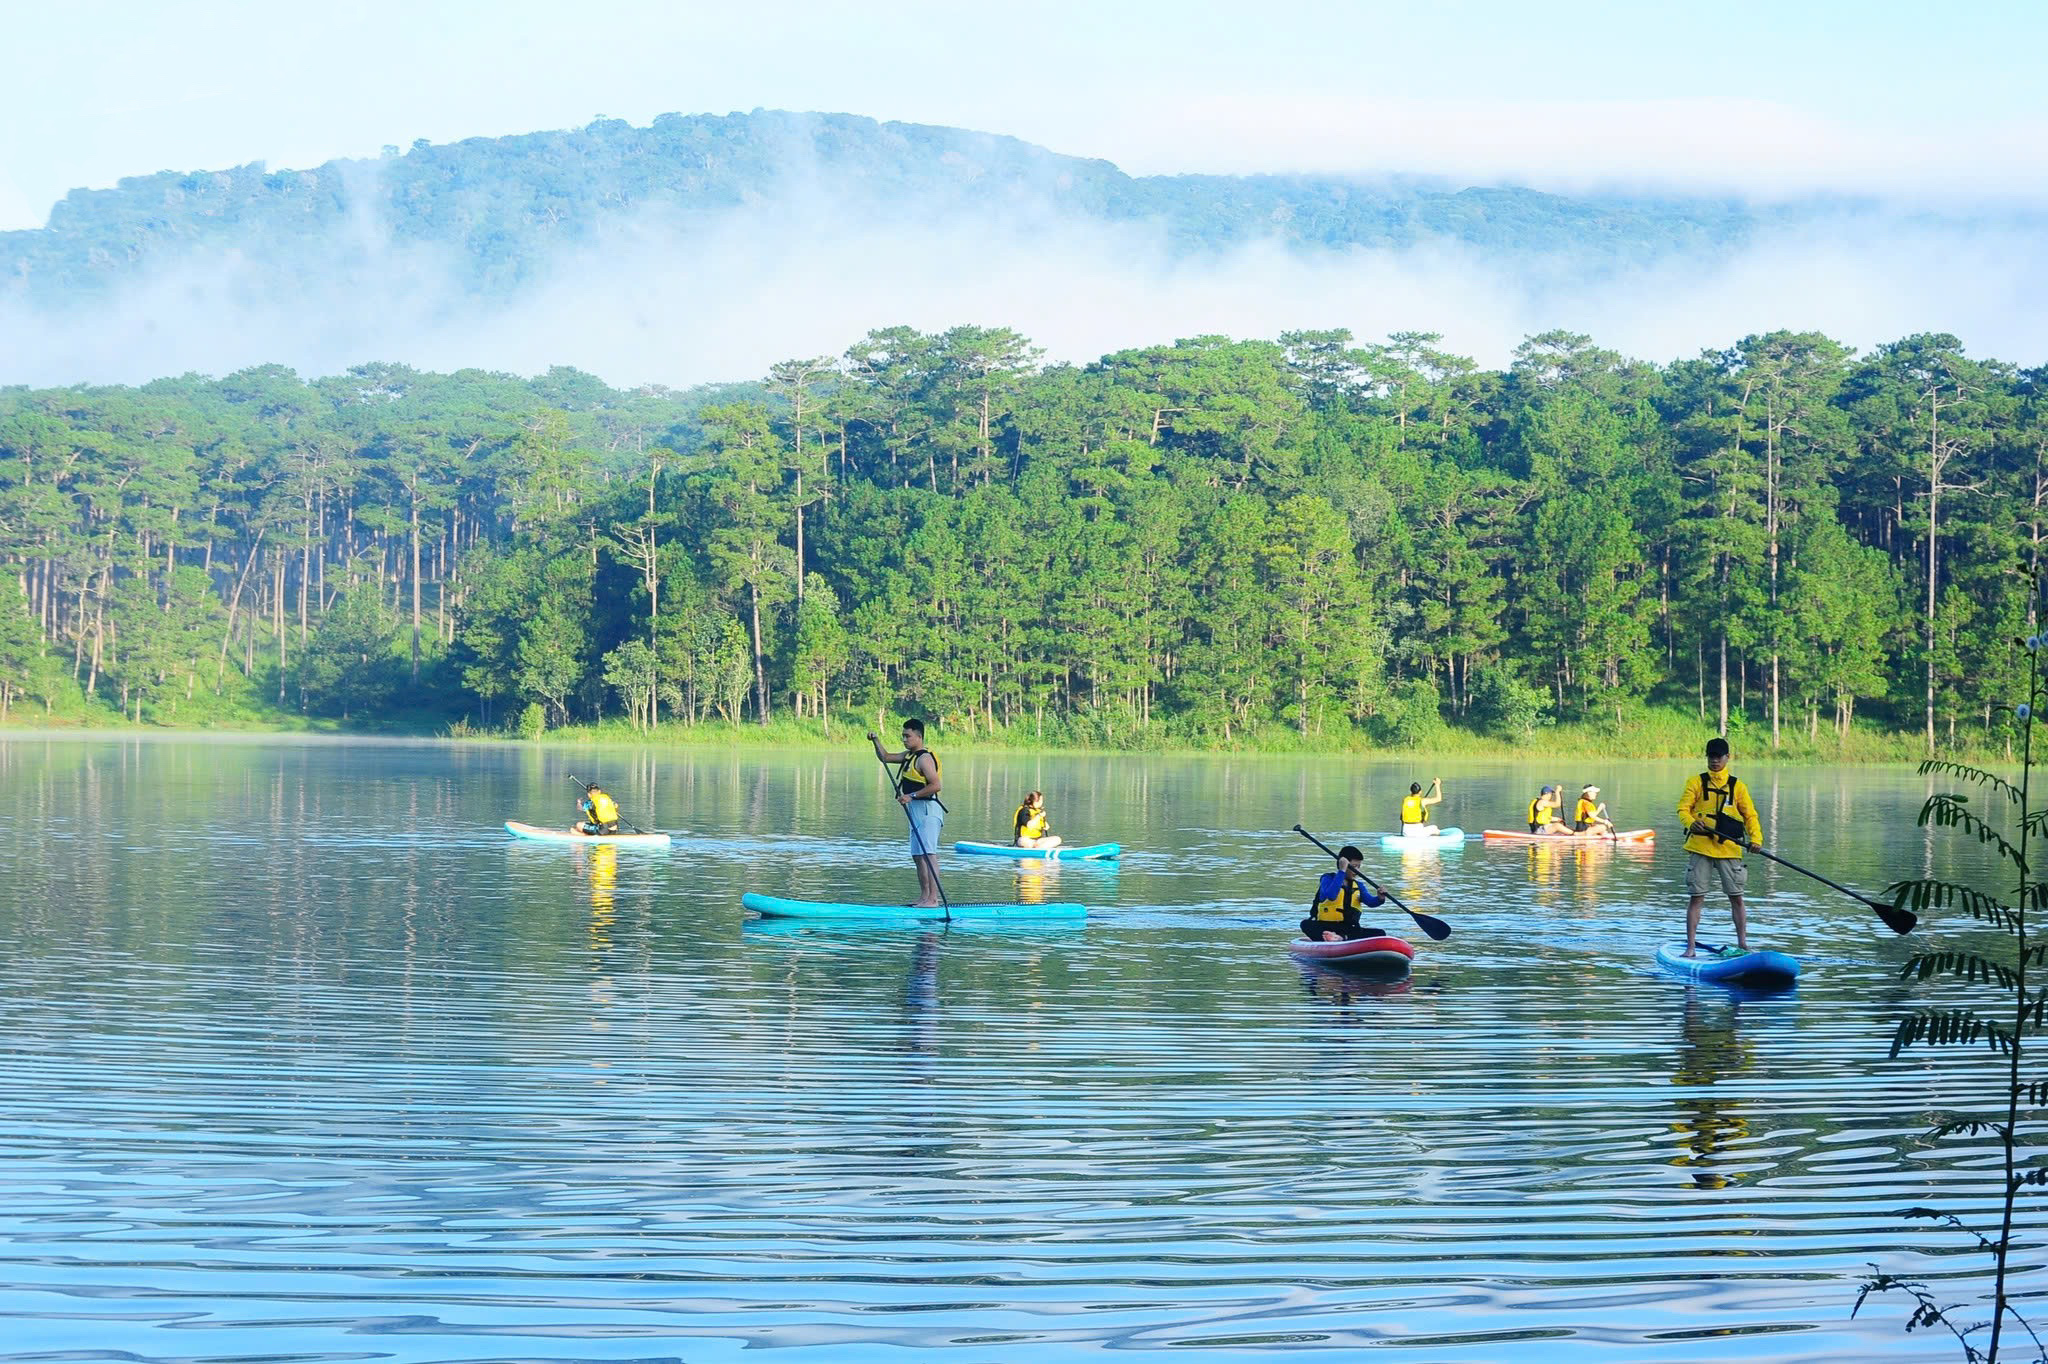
[1677,736,1764,957]
[869,720,946,908]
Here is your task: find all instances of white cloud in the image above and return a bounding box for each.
[1072,94,2048,204]
[2,183,2044,393]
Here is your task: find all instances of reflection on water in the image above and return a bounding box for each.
[1670,990,1756,1190]
[0,737,2017,1362]
[585,841,617,947]
[1298,960,1416,1007]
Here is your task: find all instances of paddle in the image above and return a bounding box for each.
[1709,811,1915,935]
[1292,825,1452,941]
[565,773,649,835]
[869,740,951,921]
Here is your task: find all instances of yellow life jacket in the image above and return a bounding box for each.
[1574,797,1599,824]
[1313,874,1368,921]
[1527,794,1553,825]
[1014,804,1049,840]
[586,789,620,824]
[897,749,941,797]
[1400,794,1426,824]
[1696,772,1743,832]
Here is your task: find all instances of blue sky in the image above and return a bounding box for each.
[3,0,2044,230]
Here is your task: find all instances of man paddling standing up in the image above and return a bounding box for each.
[1678,736,1764,957]
[869,719,945,908]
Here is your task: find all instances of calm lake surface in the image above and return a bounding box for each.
[0,736,2031,1362]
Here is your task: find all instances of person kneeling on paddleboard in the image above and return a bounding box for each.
[578,783,621,836]
[1013,790,1062,850]
[1400,778,1443,836]
[1302,845,1388,942]
[1527,785,1570,835]
[1574,785,1615,835]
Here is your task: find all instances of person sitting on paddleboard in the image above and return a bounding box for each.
[1400,778,1443,836]
[577,782,621,836]
[1012,790,1061,850]
[1527,785,1570,835]
[869,719,945,909]
[1678,736,1763,958]
[1302,845,1388,942]
[1573,785,1615,835]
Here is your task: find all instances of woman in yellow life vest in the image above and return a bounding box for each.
[1400,777,1443,835]
[1301,844,1389,942]
[1573,785,1614,834]
[1012,791,1061,850]
[1527,785,1570,834]
[577,783,621,835]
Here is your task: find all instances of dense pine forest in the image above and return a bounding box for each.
[0,324,2038,753]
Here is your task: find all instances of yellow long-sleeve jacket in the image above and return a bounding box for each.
[1678,770,1762,858]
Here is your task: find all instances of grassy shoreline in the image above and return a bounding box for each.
[3,704,2020,767]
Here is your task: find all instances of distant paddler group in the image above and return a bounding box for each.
[495,722,1916,982]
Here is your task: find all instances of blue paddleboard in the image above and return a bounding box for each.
[742,892,1088,921]
[1378,827,1466,851]
[952,840,1121,861]
[1655,943,1799,989]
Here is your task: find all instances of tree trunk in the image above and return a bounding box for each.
[749,581,770,724]
[410,492,422,683]
[1717,631,1728,735]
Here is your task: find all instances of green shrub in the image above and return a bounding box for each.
[1469,669,1552,740]
[515,701,546,740]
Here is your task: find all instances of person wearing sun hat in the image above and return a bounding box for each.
[1573,784,1614,834]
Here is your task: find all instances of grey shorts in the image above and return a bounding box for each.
[1687,852,1748,898]
[906,798,945,856]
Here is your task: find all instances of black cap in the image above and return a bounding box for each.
[1705,737,1730,759]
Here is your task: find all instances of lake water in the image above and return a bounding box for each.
[0,736,2031,1362]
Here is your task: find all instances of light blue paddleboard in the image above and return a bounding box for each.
[953,840,1121,861]
[504,820,672,847]
[742,892,1088,921]
[1378,826,1466,851]
[1655,943,1799,989]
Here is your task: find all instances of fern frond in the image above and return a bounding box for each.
[1928,1117,2010,1139]
[1901,951,2017,988]
[2026,1079,2048,1107]
[2010,1164,2048,1193]
[2025,881,2048,912]
[1919,759,2023,807]
[1890,1008,2003,1056]
[1888,878,2018,930]
[1919,793,2023,867]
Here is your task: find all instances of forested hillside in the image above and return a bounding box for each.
[0,323,2036,753]
[2,110,1787,303]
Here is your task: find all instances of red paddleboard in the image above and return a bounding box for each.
[1481,828,1656,844]
[1286,934,1415,969]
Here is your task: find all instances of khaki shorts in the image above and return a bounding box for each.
[1687,852,1747,898]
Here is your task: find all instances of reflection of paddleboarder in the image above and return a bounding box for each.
[903,933,941,1057]
[586,843,617,948]
[1670,992,1753,1189]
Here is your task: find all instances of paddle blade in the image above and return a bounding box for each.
[1875,902,1917,935]
[1410,910,1452,941]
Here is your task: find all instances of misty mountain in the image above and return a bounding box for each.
[5,109,1804,302]
[3,109,2043,390]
